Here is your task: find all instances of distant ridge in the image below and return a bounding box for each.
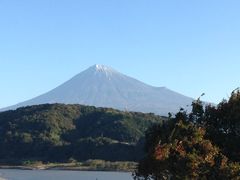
[1,64,193,115]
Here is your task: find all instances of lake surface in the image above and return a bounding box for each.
[0,169,133,180]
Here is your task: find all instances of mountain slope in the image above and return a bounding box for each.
[1,65,193,115]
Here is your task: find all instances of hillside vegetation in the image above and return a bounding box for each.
[0,104,164,164]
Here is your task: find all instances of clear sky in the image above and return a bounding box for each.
[0,0,240,108]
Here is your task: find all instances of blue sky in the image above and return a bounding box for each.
[0,0,240,108]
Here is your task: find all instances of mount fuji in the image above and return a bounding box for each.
[1,65,193,115]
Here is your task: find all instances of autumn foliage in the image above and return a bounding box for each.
[134,90,240,179]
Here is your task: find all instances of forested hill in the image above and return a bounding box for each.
[0,103,165,163]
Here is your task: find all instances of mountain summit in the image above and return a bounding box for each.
[87,64,119,76]
[1,65,193,115]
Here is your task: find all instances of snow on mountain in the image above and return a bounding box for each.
[1,65,193,115]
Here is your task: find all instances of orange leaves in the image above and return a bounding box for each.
[175,140,186,157]
[154,144,169,160]
[154,140,186,161]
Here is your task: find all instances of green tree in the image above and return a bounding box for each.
[183,89,240,162]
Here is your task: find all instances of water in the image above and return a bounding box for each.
[0,169,133,180]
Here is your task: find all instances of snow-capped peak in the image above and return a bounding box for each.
[94,64,113,72]
[0,64,194,115]
[95,64,108,71]
[87,64,119,78]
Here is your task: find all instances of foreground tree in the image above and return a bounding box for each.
[134,90,240,179]
[187,89,240,162]
[203,90,240,162]
[134,120,240,179]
